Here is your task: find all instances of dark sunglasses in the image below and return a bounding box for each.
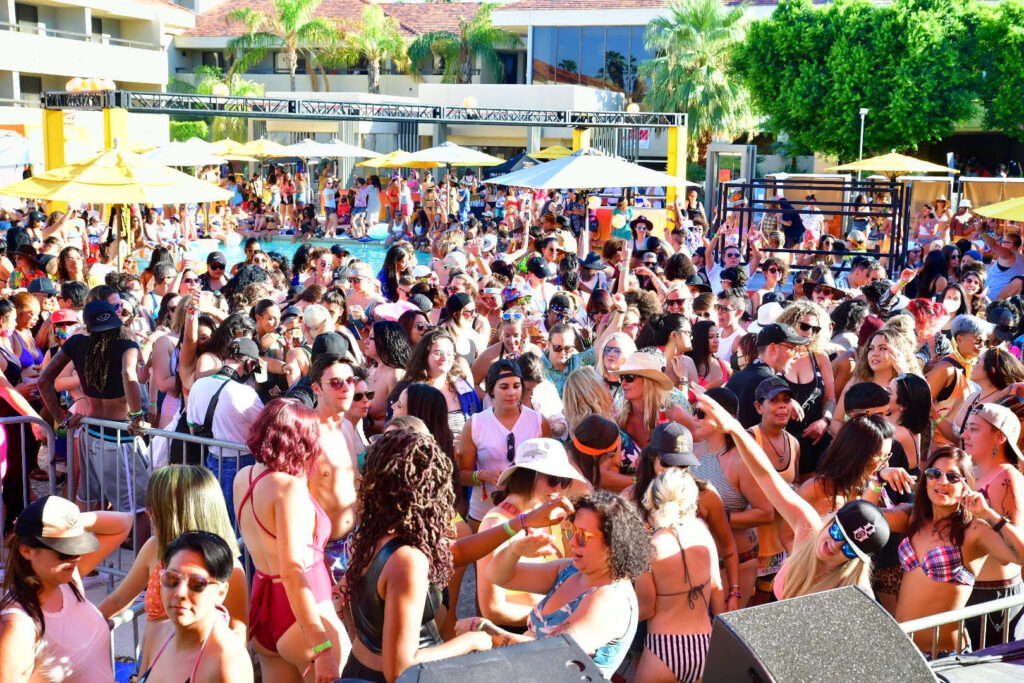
[924,468,964,485]
[208,263,226,270]
[666,298,686,307]
[160,568,219,593]
[715,304,736,312]
[507,432,516,463]
[620,373,639,383]
[725,252,741,259]
[320,376,357,391]
[182,277,199,284]
[352,391,375,402]
[414,322,433,332]
[764,267,780,274]
[32,542,78,561]
[828,521,859,560]
[544,474,572,489]
[550,343,571,353]
[798,322,822,335]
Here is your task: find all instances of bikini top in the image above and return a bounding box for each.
[898,537,975,586]
[136,606,225,682]
[238,467,330,563]
[653,527,709,611]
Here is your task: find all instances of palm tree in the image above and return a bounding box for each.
[407,3,522,84]
[317,4,408,95]
[638,0,755,163]
[169,66,265,141]
[225,0,338,92]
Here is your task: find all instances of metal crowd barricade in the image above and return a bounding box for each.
[0,416,57,549]
[70,417,250,581]
[899,592,1024,659]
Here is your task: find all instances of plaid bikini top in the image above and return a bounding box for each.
[898,537,975,586]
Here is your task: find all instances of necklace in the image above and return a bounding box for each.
[762,428,790,468]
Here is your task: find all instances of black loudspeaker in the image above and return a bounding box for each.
[394,634,607,682]
[704,586,935,682]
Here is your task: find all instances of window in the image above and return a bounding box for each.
[19,75,42,97]
[580,27,605,87]
[15,3,38,26]
[201,51,223,69]
[604,27,630,93]
[532,27,556,84]
[274,52,307,74]
[555,27,581,84]
[91,17,103,36]
[629,25,652,100]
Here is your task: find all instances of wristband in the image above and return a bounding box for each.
[519,513,529,535]
[992,515,1010,533]
[128,410,144,418]
[472,471,480,485]
[312,640,332,656]
[868,481,884,494]
[474,618,487,632]
[502,520,516,538]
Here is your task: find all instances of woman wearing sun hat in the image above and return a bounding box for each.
[612,352,691,458]
[0,495,132,681]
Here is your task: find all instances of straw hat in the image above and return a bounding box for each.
[612,352,673,390]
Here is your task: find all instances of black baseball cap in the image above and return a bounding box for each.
[207,250,227,267]
[280,306,302,323]
[330,244,350,258]
[83,300,121,333]
[649,423,699,467]
[27,277,57,295]
[227,337,261,361]
[756,323,809,347]
[527,256,552,279]
[311,331,351,359]
[834,500,890,563]
[755,375,793,402]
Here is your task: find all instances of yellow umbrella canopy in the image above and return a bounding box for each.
[973,196,1024,222]
[532,145,573,160]
[208,138,256,162]
[0,147,232,204]
[826,152,958,176]
[356,150,441,169]
[231,138,292,159]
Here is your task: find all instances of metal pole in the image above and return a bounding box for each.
[858,108,868,180]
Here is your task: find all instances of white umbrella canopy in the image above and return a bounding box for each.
[284,138,332,158]
[484,147,699,190]
[320,138,381,159]
[403,141,503,167]
[144,138,227,167]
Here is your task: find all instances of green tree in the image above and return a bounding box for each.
[977,0,1024,141]
[735,0,982,159]
[407,4,522,84]
[225,0,338,92]
[169,65,265,141]
[317,4,408,95]
[638,0,755,163]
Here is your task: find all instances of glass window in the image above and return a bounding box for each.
[580,27,605,87]
[629,25,652,100]
[604,27,630,93]
[556,27,581,84]
[532,27,556,84]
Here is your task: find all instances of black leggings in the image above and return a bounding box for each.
[341,655,386,683]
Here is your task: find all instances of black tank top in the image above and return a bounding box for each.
[351,537,443,656]
[0,346,22,386]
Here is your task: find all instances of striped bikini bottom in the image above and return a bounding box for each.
[645,631,711,683]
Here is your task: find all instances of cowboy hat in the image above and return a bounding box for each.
[612,352,673,390]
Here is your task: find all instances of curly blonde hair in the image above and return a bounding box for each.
[775,300,830,354]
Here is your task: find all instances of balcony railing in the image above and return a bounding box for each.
[0,21,154,50]
[0,96,40,108]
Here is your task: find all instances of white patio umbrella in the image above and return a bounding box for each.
[483,147,698,190]
[283,138,332,158]
[144,138,227,167]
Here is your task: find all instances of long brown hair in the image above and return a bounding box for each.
[0,534,84,636]
[907,446,975,547]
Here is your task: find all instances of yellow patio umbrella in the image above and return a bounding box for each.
[0,147,232,204]
[356,150,440,169]
[973,196,1024,222]
[209,138,256,162]
[231,138,292,160]
[826,152,958,177]
[532,145,573,160]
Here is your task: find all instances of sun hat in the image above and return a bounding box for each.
[14,495,100,556]
[612,352,673,390]
[83,300,121,333]
[834,500,891,563]
[685,275,711,293]
[972,404,1022,462]
[959,198,973,209]
[803,265,848,300]
[747,302,785,335]
[649,423,698,467]
[481,234,498,252]
[497,438,587,488]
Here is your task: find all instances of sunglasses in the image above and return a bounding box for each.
[827,521,859,560]
[209,263,226,271]
[33,542,79,561]
[764,267,780,274]
[666,298,686,307]
[603,346,622,357]
[714,304,736,312]
[924,468,964,485]
[798,322,822,335]
[725,252,741,259]
[160,568,219,594]
[550,344,571,353]
[507,432,516,463]
[352,391,375,402]
[321,376,357,391]
[545,475,572,489]
[182,277,199,284]
[414,322,433,332]
[620,373,640,383]
[564,521,602,547]
[502,312,524,322]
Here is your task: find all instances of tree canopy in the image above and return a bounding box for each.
[407,4,522,84]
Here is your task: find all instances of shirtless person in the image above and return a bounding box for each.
[309,354,360,589]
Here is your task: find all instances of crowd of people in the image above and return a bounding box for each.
[2,168,1024,683]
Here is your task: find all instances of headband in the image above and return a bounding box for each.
[572,434,621,456]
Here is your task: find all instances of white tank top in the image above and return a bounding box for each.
[0,582,113,682]
[716,327,745,363]
[468,406,543,520]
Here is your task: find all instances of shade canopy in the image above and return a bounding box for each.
[484,151,541,179]
[827,152,957,176]
[231,138,291,159]
[484,147,698,190]
[403,141,504,167]
[144,138,227,167]
[532,145,573,160]
[0,147,232,204]
[356,150,440,169]
[318,138,381,159]
[973,196,1024,222]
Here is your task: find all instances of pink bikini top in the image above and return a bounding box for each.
[898,537,975,586]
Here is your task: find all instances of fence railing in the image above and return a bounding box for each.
[0,415,57,539]
[900,592,1024,659]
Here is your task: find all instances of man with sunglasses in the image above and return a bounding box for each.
[309,352,361,584]
[199,251,228,293]
[708,244,743,294]
[187,337,264,518]
[726,323,809,428]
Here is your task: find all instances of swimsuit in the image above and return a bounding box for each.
[239,467,333,652]
[898,537,975,586]
[136,614,215,683]
[645,528,712,682]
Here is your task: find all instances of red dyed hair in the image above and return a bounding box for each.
[906,298,942,327]
[246,398,321,476]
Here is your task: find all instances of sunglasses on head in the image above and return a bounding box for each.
[924,468,964,484]
[564,521,602,547]
[798,322,822,334]
[828,521,859,560]
[321,376,357,391]
[352,391,375,402]
[160,568,219,594]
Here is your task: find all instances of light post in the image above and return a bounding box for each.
[858,107,869,180]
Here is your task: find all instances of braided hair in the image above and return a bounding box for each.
[84,326,132,392]
[345,431,455,605]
